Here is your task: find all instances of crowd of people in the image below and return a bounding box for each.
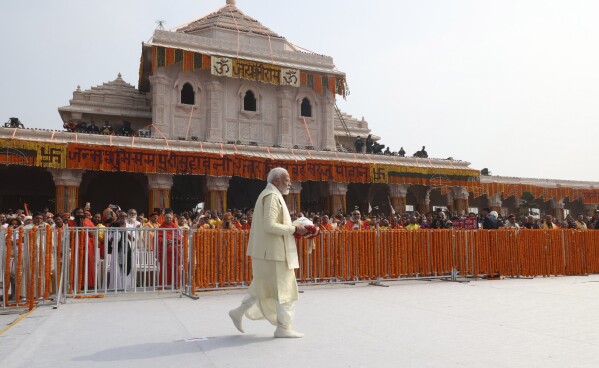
[63,120,136,136]
[2,205,598,233]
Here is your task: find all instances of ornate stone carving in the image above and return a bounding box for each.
[147,173,173,190]
[49,168,84,187]
[328,181,348,196]
[388,184,409,198]
[206,176,231,191]
[289,181,302,194]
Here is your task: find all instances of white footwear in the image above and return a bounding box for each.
[228,308,245,333]
[274,326,304,338]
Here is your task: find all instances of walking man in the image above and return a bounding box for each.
[229,168,307,338]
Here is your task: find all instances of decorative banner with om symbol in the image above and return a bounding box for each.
[281,68,300,87]
[211,56,233,77]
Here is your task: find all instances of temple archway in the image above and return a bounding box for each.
[171,175,204,212]
[227,177,265,211]
[79,171,147,215]
[300,181,328,213]
[0,165,55,212]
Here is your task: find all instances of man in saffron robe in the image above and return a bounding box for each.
[157,213,181,287]
[68,207,97,289]
[345,210,368,230]
[229,168,307,338]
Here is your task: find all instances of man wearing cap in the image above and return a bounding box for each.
[229,167,307,338]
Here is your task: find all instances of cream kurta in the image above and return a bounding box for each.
[244,183,299,326]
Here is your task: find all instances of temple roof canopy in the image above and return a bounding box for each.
[175,3,283,40]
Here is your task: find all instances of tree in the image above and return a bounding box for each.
[519,191,540,217]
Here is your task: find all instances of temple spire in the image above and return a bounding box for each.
[226,0,236,5]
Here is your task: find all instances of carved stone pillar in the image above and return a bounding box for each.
[388,184,409,214]
[451,186,470,216]
[205,80,224,142]
[206,175,230,213]
[285,181,302,214]
[149,73,173,138]
[328,181,348,214]
[147,173,173,213]
[489,193,503,213]
[550,199,565,221]
[277,88,293,147]
[49,169,84,214]
[320,94,336,150]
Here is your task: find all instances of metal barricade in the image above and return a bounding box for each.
[61,227,187,296]
[4,226,599,309]
[1,225,58,311]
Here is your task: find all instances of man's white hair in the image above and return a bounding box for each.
[267,167,289,184]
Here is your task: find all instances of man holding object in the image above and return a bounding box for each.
[229,167,307,338]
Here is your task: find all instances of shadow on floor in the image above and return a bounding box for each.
[72,335,272,362]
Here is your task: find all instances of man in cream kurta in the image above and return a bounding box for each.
[229,168,307,338]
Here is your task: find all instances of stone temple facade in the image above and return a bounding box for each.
[1,0,598,219]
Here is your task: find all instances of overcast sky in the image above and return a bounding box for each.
[2,0,598,182]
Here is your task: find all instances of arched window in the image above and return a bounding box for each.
[243,90,257,112]
[301,97,312,117]
[181,83,195,105]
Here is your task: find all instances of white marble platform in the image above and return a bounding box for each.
[2,275,599,368]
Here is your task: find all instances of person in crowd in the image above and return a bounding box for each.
[156,213,181,287]
[101,121,113,135]
[118,121,134,136]
[22,216,33,227]
[504,214,520,229]
[345,210,367,230]
[145,212,161,229]
[312,215,321,228]
[107,212,134,290]
[178,216,190,230]
[333,214,344,229]
[431,212,451,229]
[92,213,106,259]
[86,120,100,134]
[126,209,142,228]
[564,214,577,229]
[405,216,420,230]
[319,215,334,231]
[68,207,96,289]
[365,134,374,153]
[53,215,64,230]
[575,214,588,230]
[196,216,214,230]
[354,136,363,153]
[522,215,540,229]
[239,217,250,230]
[6,218,25,301]
[61,212,71,223]
[541,215,558,229]
[207,211,222,229]
[481,208,499,229]
[220,212,238,231]
[378,218,390,230]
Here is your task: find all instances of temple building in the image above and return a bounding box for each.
[0,0,598,219]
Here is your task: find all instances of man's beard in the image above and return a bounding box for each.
[278,186,290,195]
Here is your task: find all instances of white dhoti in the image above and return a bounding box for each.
[243,258,298,329]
